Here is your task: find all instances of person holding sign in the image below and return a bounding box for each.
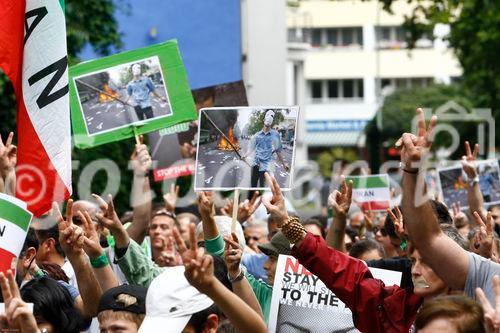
[126,64,167,121]
[243,110,290,188]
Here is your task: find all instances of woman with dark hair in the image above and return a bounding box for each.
[20,276,85,333]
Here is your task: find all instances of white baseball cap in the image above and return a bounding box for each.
[138,266,214,333]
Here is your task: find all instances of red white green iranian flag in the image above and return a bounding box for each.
[345,174,391,211]
[0,194,33,275]
[0,0,71,216]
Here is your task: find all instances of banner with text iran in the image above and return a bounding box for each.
[0,0,72,216]
[346,174,391,211]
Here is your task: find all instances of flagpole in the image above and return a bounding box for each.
[231,188,240,233]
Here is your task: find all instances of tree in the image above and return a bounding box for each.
[365,84,477,170]
[246,109,286,135]
[371,0,500,142]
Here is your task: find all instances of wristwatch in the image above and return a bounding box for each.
[469,176,479,186]
[228,268,245,283]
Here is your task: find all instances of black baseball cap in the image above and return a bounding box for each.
[98,285,147,315]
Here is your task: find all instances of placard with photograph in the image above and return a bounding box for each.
[194,106,299,191]
[69,40,197,148]
[150,80,249,182]
[437,159,500,209]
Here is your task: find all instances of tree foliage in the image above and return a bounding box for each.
[246,109,286,135]
[365,84,480,170]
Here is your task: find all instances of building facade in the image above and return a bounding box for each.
[286,0,462,153]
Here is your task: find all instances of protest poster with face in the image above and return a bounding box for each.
[69,40,197,148]
[345,174,391,211]
[437,159,500,209]
[268,255,402,333]
[0,194,33,275]
[149,81,248,182]
[194,106,299,191]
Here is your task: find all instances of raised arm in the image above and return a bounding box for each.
[56,200,102,318]
[180,225,267,333]
[127,137,152,245]
[0,132,17,196]
[94,194,163,287]
[223,233,264,319]
[399,108,469,290]
[198,191,218,240]
[325,176,352,252]
[462,141,486,219]
[79,210,119,292]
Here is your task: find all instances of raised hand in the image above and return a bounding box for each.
[157,235,181,267]
[163,183,179,213]
[396,108,437,172]
[0,270,39,333]
[79,210,104,260]
[328,176,353,218]
[93,194,123,234]
[130,135,151,176]
[462,141,479,180]
[451,202,469,228]
[221,191,262,223]
[473,211,494,259]
[224,233,243,280]
[387,206,405,238]
[262,173,288,226]
[174,223,215,293]
[197,191,215,221]
[173,223,199,269]
[54,200,85,258]
[0,132,17,178]
[476,275,500,333]
[363,207,375,232]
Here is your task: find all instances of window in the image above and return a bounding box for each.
[341,28,353,46]
[376,26,432,49]
[326,29,338,46]
[311,29,322,47]
[343,79,354,98]
[311,80,322,99]
[328,80,338,98]
[310,79,363,101]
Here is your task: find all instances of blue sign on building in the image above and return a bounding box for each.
[307,120,369,132]
[79,0,242,90]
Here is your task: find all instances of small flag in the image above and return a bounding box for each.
[345,174,391,211]
[0,193,33,275]
[0,0,72,216]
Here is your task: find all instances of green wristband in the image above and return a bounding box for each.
[90,251,109,268]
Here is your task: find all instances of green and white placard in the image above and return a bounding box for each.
[345,174,391,211]
[69,40,197,148]
[0,193,33,275]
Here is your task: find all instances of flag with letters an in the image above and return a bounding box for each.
[0,0,72,216]
[0,193,33,275]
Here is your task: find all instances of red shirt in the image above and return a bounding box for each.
[291,233,422,333]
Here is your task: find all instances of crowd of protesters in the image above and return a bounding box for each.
[0,108,500,333]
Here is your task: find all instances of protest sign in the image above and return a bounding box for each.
[438,159,500,209]
[194,106,299,191]
[0,194,33,275]
[268,255,402,333]
[345,174,391,211]
[69,40,197,148]
[150,80,248,182]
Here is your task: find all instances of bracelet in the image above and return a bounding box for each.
[228,268,244,283]
[403,168,419,174]
[281,216,306,244]
[90,251,109,268]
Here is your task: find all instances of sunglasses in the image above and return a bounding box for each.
[245,236,262,242]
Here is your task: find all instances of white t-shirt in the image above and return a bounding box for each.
[464,252,500,306]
